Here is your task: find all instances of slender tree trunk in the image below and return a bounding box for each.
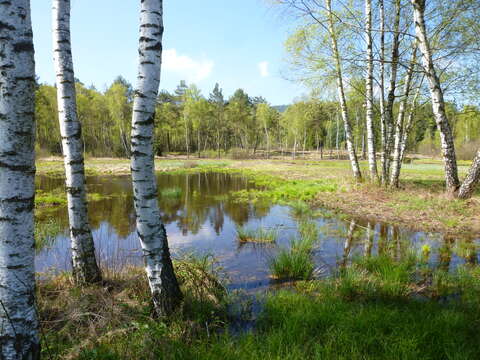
[390,47,417,188]
[383,0,401,183]
[131,0,182,317]
[336,112,340,159]
[53,0,102,283]
[400,79,423,162]
[0,1,40,357]
[379,0,388,182]
[412,0,460,193]
[185,118,190,159]
[365,0,378,180]
[326,0,362,180]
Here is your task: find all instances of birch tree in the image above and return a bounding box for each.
[131,0,183,316]
[382,0,402,184]
[0,0,40,357]
[53,0,102,283]
[390,47,417,187]
[412,0,480,198]
[326,0,362,180]
[412,0,460,193]
[365,0,378,180]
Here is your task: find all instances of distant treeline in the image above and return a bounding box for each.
[36,77,480,159]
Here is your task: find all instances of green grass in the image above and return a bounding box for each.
[35,218,64,251]
[66,256,480,359]
[289,201,313,218]
[270,221,319,280]
[236,226,277,244]
[35,189,67,206]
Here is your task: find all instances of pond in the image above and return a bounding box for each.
[35,172,480,293]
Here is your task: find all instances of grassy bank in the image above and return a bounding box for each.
[39,255,480,359]
[36,157,480,235]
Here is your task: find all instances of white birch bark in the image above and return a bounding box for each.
[383,0,401,183]
[52,0,101,284]
[365,0,378,180]
[412,0,460,193]
[390,47,417,187]
[131,0,182,316]
[457,151,480,199]
[0,0,40,358]
[379,0,388,182]
[326,0,362,180]
[399,82,423,163]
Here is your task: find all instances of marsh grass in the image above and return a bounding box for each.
[236,226,277,244]
[39,255,228,359]
[270,220,319,280]
[289,201,312,218]
[35,218,64,251]
[40,253,480,359]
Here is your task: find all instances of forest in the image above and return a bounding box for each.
[2,0,480,359]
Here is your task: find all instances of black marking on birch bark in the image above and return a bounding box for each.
[0,161,34,172]
[6,265,25,270]
[0,21,15,31]
[131,135,151,141]
[131,150,148,157]
[0,64,14,70]
[141,23,160,29]
[145,42,162,51]
[70,227,90,236]
[13,41,34,52]
[15,76,35,81]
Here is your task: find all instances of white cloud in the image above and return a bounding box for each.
[258,61,270,77]
[163,49,214,82]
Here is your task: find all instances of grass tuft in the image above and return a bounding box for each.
[236,226,277,244]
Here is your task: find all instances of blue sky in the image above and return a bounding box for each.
[31,0,305,105]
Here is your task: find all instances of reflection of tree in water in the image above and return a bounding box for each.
[155,172,273,235]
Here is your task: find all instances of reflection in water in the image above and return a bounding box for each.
[35,172,480,292]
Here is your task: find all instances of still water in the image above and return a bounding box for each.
[35,172,480,292]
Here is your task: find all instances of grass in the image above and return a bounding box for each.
[270,220,319,281]
[50,256,480,359]
[35,218,64,251]
[289,201,313,218]
[236,226,277,244]
[39,254,228,359]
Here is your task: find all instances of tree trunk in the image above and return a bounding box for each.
[326,0,362,180]
[457,150,480,199]
[131,0,182,317]
[379,0,388,182]
[390,47,417,188]
[400,79,423,163]
[0,1,40,358]
[53,0,102,284]
[412,0,460,193]
[383,0,401,183]
[365,0,378,180]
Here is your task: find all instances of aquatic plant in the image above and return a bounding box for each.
[270,227,319,280]
[35,219,63,251]
[289,200,312,218]
[236,226,277,244]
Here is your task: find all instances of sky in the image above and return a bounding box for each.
[31,0,305,105]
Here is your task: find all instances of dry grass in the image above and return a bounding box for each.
[38,256,227,359]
